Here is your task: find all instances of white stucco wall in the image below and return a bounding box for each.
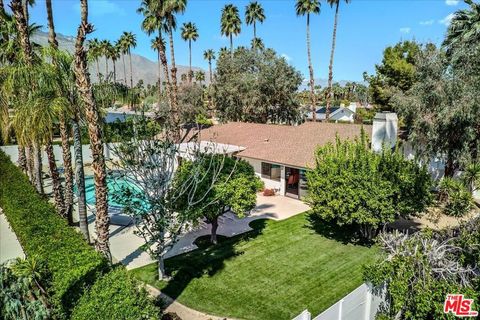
[242,157,286,196]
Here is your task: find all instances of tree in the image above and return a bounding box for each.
[74,0,111,260]
[364,41,421,110]
[87,38,101,80]
[111,118,230,279]
[180,22,199,83]
[213,47,303,124]
[108,43,120,83]
[221,4,242,58]
[100,39,112,80]
[306,132,432,240]
[364,220,480,320]
[173,155,262,244]
[250,37,264,50]
[194,70,205,85]
[150,36,164,102]
[443,0,480,55]
[295,0,320,121]
[245,1,265,50]
[119,32,136,89]
[325,0,350,120]
[203,49,215,84]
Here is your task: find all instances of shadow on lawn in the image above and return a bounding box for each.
[306,213,374,247]
[161,219,268,301]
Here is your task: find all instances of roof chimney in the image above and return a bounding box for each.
[372,112,398,152]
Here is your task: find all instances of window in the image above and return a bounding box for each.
[261,162,281,181]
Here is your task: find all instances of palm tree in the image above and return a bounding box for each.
[108,43,120,83]
[325,0,350,120]
[221,4,242,58]
[74,0,111,260]
[251,37,264,50]
[203,49,215,84]
[463,162,480,194]
[139,0,172,108]
[245,1,265,50]
[100,39,112,81]
[46,0,75,224]
[87,38,101,80]
[163,0,186,133]
[180,22,199,83]
[194,70,205,85]
[295,0,320,121]
[119,32,136,89]
[444,0,480,53]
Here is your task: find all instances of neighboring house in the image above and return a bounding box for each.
[195,114,398,200]
[307,103,357,123]
[105,107,155,123]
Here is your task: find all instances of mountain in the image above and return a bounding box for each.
[31,31,207,85]
[299,78,367,91]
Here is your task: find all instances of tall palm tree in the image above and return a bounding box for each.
[245,1,265,50]
[444,0,480,52]
[325,0,350,120]
[119,32,136,89]
[221,4,242,58]
[108,43,120,83]
[295,0,320,121]
[100,39,111,81]
[163,0,186,133]
[74,0,111,260]
[180,22,199,83]
[87,38,101,81]
[139,0,172,108]
[46,0,75,223]
[194,70,205,85]
[203,49,215,84]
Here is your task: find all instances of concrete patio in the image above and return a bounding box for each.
[88,194,310,270]
[0,209,24,264]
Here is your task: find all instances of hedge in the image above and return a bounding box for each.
[0,151,158,319]
[71,268,159,319]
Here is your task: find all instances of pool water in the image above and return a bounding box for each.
[82,176,142,207]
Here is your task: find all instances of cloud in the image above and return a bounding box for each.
[73,0,125,16]
[281,53,291,61]
[419,19,434,26]
[399,27,411,34]
[445,0,459,6]
[439,13,455,26]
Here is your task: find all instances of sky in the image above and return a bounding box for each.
[25,0,468,82]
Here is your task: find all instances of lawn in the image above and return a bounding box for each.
[131,213,379,320]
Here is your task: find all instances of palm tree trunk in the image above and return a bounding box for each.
[72,116,90,242]
[326,2,340,121]
[157,50,162,104]
[306,13,316,122]
[45,0,58,49]
[33,143,44,195]
[129,52,133,89]
[168,24,180,137]
[26,145,34,182]
[208,61,213,84]
[22,0,28,25]
[17,145,27,173]
[105,56,108,81]
[74,0,111,260]
[45,141,65,217]
[188,40,192,83]
[253,21,257,50]
[112,59,116,83]
[230,35,233,58]
[10,0,33,65]
[158,36,173,112]
[59,116,74,224]
[122,54,127,86]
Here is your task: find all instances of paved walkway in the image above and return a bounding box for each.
[0,209,24,264]
[91,194,310,270]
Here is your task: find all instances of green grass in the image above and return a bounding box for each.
[131,213,379,320]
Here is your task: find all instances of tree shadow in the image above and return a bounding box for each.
[306,213,374,247]
[160,219,268,301]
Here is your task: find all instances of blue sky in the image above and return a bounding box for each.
[26,0,467,82]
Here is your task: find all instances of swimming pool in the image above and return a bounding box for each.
[83,176,141,207]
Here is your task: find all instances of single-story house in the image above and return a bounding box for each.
[195,113,397,200]
[307,103,357,123]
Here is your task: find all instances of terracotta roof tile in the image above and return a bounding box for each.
[197,122,372,168]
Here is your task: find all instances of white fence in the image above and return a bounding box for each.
[0,143,118,166]
[293,283,385,320]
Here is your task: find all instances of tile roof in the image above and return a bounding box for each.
[197,122,371,168]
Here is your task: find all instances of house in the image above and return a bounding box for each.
[307,103,357,123]
[195,114,398,200]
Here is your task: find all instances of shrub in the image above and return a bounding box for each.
[0,151,108,317]
[306,131,433,240]
[438,177,472,217]
[71,268,159,320]
[0,151,158,318]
